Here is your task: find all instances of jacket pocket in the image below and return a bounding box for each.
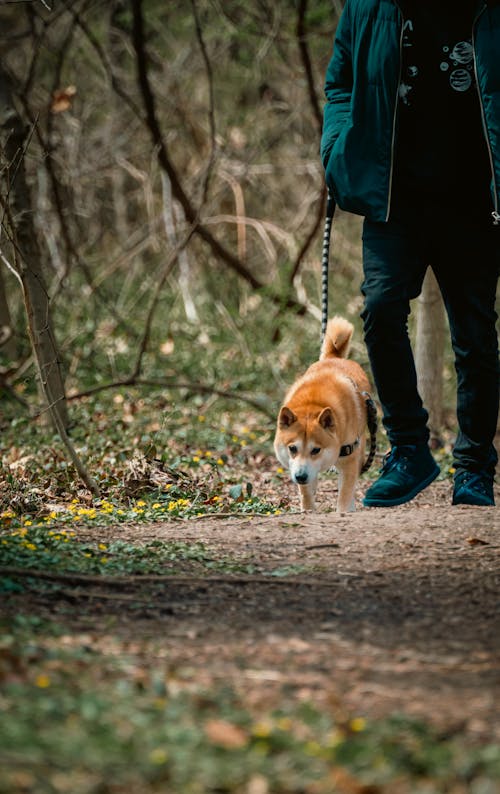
[325,124,351,202]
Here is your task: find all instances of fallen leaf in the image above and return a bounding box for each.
[51,85,77,113]
[466,537,489,546]
[204,719,248,749]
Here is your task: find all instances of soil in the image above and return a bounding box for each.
[4,475,499,743]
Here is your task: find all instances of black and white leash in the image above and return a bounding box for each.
[320,189,378,472]
[321,190,336,344]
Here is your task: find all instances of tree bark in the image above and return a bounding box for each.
[0,266,17,361]
[415,269,446,446]
[0,62,69,430]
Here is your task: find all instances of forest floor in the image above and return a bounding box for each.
[4,476,499,743]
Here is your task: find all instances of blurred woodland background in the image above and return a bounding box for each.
[0,0,348,390]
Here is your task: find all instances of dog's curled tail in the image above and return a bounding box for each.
[320,316,354,360]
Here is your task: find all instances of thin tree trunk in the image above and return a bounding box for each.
[415,268,446,447]
[0,266,17,360]
[0,65,69,431]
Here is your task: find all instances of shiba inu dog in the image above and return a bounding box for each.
[274,317,373,513]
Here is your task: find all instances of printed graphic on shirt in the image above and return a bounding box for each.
[399,18,475,106]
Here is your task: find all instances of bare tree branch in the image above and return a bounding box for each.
[129,0,305,317]
[67,376,274,419]
[129,222,197,379]
[289,183,327,285]
[296,0,322,133]
[190,0,217,205]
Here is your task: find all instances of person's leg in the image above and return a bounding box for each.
[361,218,440,507]
[361,217,429,445]
[431,221,499,504]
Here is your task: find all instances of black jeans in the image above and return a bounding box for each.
[361,212,500,476]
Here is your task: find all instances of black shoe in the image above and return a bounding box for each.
[452,470,495,507]
[363,444,440,507]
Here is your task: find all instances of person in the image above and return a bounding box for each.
[321,0,500,507]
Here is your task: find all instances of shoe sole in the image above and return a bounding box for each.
[452,494,495,507]
[362,465,440,508]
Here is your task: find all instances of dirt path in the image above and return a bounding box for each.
[24,480,497,744]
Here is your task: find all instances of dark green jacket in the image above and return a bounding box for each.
[321,0,500,223]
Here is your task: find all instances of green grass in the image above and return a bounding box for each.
[0,524,309,583]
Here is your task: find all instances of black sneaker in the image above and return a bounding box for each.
[452,470,495,507]
[363,444,440,507]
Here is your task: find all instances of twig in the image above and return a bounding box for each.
[190,0,217,205]
[289,184,327,284]
[129,223,197,379]
[66,376,274,418]
[0,566,337,588]
[296,0,322,133]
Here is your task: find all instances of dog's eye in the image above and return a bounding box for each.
[311,447,321,456]
[288,445,298,456]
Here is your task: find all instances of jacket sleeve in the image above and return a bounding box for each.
[320,1,353,170]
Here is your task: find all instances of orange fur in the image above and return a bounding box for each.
[274,317,372,512]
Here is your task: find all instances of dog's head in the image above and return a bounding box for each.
[274,405,338,486]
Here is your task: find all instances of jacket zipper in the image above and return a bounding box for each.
[472,4,500,224]
[386,2,404,222]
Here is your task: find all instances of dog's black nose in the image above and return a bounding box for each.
[295,472,309,484]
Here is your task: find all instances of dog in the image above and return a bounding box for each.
[274,317,372,513]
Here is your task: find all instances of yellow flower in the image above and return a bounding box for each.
[149,748,168,765]
[305,741,323,757]
[449,467,456,475]
[136,500,146,507]
[152,503,161,509]
[216,458,224,466]
[35,674,51,688]
[204,451,212,458]
[276,467,284,475]
[197,415,206,423]
[192,456,200,463]
[98,543,107,551]
[252,721,272,738]
[100,557,108,564]
[349,717,367,733]
[25,543,37,551]
[23,520,33,527]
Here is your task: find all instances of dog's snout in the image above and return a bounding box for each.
[294,471,309,484]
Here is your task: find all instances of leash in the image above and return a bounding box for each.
[321,190,336,344]
[361,392,378,473]
[320,189,378,473]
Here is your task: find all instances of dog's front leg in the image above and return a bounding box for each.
[336,458,359,513]
[298,480,317,511]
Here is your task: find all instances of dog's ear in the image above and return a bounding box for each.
[279,406,297,428]
[318,407,335,431]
